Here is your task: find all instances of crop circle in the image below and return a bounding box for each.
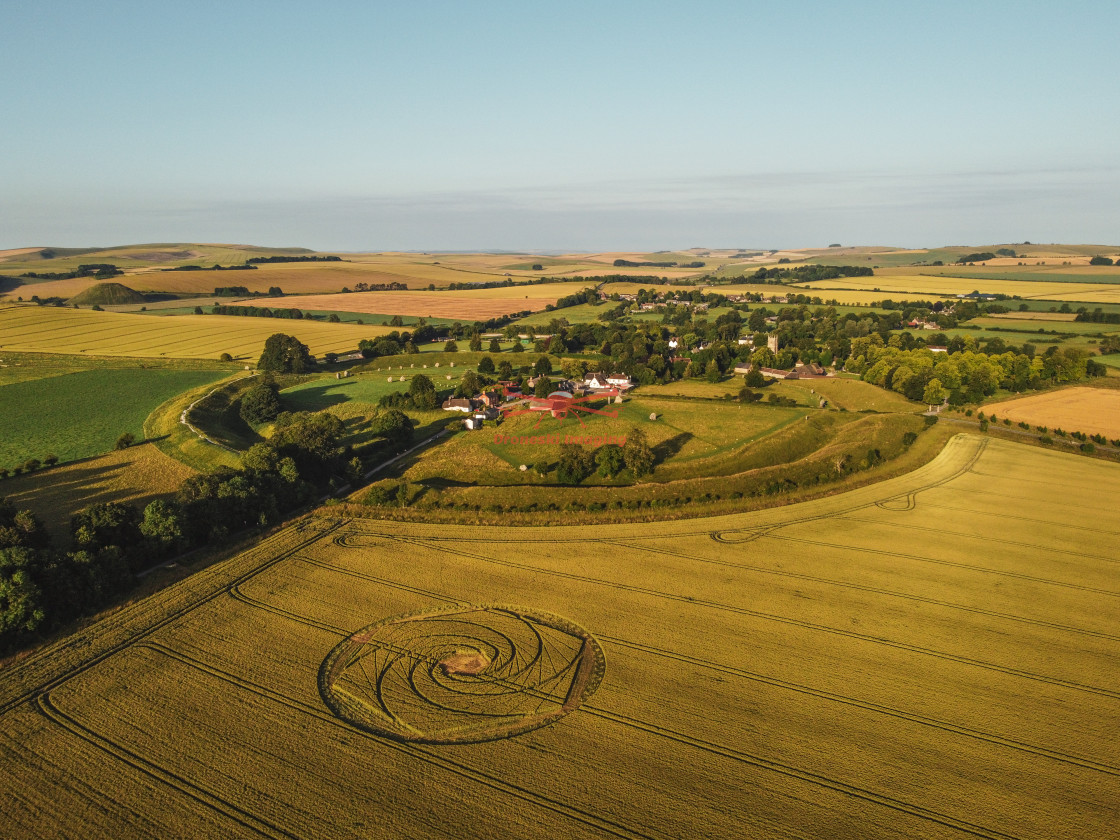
[319,604,605,744]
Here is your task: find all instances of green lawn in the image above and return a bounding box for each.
[0,367,227,468]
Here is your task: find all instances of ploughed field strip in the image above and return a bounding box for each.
[1,436,1117,839]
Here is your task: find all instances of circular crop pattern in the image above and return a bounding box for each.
[319,605,605,744]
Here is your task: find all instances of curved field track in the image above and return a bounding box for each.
[1,435,1117,839]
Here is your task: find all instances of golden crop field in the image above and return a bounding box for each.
[0,442,196,542]
[794,272,1120,303]
[985,387,1120,438]
[1,435,1116,839]
[0,305,393,360]
[248,283,595,320]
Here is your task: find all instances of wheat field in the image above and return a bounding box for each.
[0,305,393,360]
[0,435,1116,839]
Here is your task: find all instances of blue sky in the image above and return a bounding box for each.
[2,0,1117,251]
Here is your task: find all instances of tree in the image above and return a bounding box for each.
[595,444,625,478]
[240,382,282,424]
[258,333,313,374]
[444,340,458,352]
[498,361,514,380]
[622,428,655,477]
[371,409,414,446]
[71,502,142,556]
[469,334,482,352]
[273,411,344,458]
[534,378,551,397]
[139,500,184,553]
[478,356,495,375]
[533,355,553,377]
[0,548,44,644]
[922,378,947,410]
[489,338,502,353]
[556,445,594,484]
[408,374,438,410]
[115,432,135,450]
[456,370,482,398]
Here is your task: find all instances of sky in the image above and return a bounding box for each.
[2,0,1118,252]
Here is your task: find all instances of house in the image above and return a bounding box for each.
[928,345,949,354]
[759,367,798,380]
[478,390,504,408]
[793,361,827,377]
[442,398,473,412]
[584,372,632,391]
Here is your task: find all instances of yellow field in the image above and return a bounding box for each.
[0,442,196,542]
[248,282,594,320]
[987,311,1079,322]
[1,435,1116,839]
[0,305,393,360]
[794,271,1120,303]
[985,386,1120,438]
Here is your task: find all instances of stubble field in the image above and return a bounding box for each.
[0,435,1116,839]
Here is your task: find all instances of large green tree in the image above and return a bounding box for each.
[257,333,313,373]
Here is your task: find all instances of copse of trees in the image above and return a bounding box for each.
[247,255,344,264]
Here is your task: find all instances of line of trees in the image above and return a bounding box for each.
[246,255,344,264]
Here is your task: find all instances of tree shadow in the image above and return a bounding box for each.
[653,432,693,465]
[282,381,355,412]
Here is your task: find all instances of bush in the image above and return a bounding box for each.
[1039,435,1053,445]
[115,432,136,450]
[978,420,989,432]
[1080,442,1096,454]
[219,352,233,362]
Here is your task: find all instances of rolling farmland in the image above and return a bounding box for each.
[0,305,393,360]
[1,435,1116,839]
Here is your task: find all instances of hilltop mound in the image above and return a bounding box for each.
[68,282,146,305]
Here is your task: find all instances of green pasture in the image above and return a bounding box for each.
[0,367,227,468]
[512,303,607,326]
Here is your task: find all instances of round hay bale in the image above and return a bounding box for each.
[387,376,393,382]
[649,413,657,421]
[519,464,528,471]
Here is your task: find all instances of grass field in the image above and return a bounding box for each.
[0,443,196,544]
[0,367,228,467]
[983,386,1120,438]
[0,305,395,360]
[0,435,1115,839]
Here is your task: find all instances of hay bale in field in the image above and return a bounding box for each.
[649,413,657,420]
[387,376,393,382]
